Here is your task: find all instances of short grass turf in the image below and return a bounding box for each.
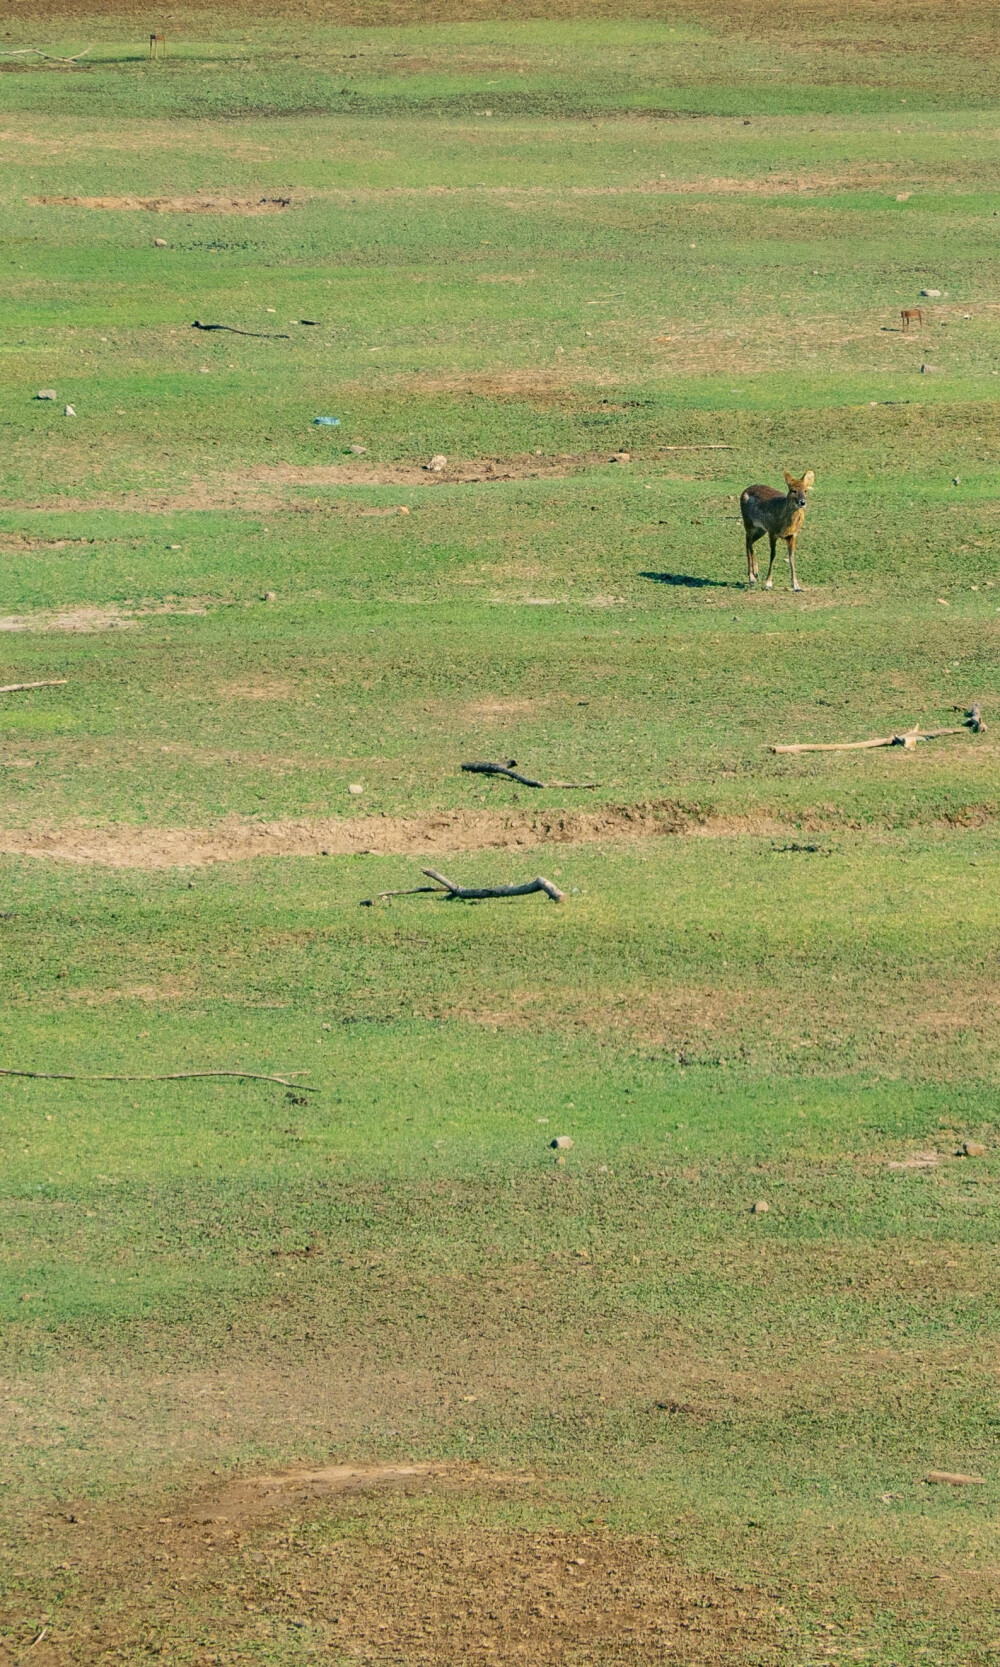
[1,7,1000,1666]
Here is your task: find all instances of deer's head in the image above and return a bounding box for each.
[783,469,815,510]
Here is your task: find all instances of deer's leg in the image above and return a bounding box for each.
[744,527,760,585]
[787,535,802,591]
[764,533,778,588]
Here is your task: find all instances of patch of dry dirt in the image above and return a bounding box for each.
[305,164,899,200]
[0,803,786,868]
[0,606,135,633]
[10,1461,781,1667]
[247,452,594,488]
[29,193,293,213]
[0,602,208,632]
[187,1459,449,1525]
[2,452,604,515]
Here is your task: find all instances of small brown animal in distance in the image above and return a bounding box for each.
[740,470,814,592]
[149,32,166,58]
[900,307,923,331]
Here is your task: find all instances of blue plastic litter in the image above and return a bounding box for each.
[313,416,341,426]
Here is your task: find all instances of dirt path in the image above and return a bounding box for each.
[0,803,785,868]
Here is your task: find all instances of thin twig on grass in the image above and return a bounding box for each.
[0,680,68,694]
[770,708,985,755]
[461,760,599,789]
[192,321,291,340]
[360,885,442,905]
[0,1068,315,1089]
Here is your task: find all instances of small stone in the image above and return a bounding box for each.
[36,390,56,401]
[154,238,168,248]
[919,364,939,374]
[63,404,76,417]
[960,1140,986,1157]
[262,590,277,602]
[750,1200,770,1214]
[349,444,367,455]
[550,1135,574,1150]
[895,191,912,201]
[169,544,181,550]
[397,505,410,514]
[200,366,211,373]
[611,451,631,464]
[920,288,941,297]
[348,783,364,796]
[426,454,447,472]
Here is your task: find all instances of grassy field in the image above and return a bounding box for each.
[1,6,999,1665]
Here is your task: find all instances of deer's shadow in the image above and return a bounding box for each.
[640,571,734,589]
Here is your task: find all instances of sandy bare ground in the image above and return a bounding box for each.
[0,803,784,868]
[28,193,293,212]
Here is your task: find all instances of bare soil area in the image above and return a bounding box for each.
[9,1460,781,1667]
[0,803,785,867]
[29,194,293,212]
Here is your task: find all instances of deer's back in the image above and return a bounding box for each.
[741,484,787,528]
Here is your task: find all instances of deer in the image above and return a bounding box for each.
[900,307,922,331]
[740,470,814,591]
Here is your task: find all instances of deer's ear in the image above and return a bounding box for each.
[802,470,815,490]
[783,471,794,486]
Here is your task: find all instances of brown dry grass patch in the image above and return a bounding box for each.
[455,982,735,1041]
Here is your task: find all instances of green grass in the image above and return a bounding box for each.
[1,8,1000,1664]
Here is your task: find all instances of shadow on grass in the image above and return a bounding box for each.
[640,571,735,589]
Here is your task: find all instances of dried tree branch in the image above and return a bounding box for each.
[192,321,291,340]
[461,760,598,789]
[0,680,68,694]
[0,45,93,61]
[0,1068,315,1089]
[462,760,545,787]
[771,710,984,755]
[422,867,565,901]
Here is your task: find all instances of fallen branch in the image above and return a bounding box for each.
[966,702,985,733]
[360,869,565,905]
[192,321,290,340]
[0,45,92,61]
[0,679,67,694]
[423,867,564,901]
[770,709,985,755]
[0,1068,315,1089]
[461,760,598,789]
